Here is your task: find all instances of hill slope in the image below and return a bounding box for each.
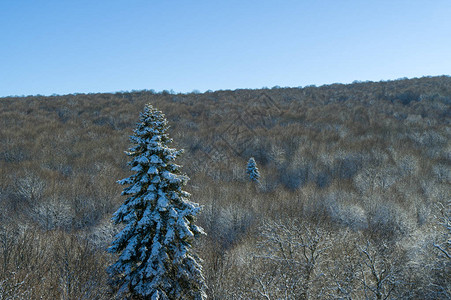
[0,76,450,298]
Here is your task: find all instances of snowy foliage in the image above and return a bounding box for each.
[246,157,260,183]
[108,104,206,299]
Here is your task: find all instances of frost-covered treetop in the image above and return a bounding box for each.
[247,157,260,183]
[108,104,206,299]
[128,104,179,162]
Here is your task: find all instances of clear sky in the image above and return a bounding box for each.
[1,0,450,97]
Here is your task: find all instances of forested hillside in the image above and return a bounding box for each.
[0,76,450,298]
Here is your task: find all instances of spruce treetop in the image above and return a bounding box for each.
[246,157,261,183]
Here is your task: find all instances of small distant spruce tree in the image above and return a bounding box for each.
[246,157,260,183]
[108,104,207,299]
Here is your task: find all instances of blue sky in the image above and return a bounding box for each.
[1,0,450,97]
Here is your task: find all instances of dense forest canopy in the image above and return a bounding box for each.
[0,76,450,298]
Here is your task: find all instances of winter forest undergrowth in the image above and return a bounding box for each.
[0,76,450,299]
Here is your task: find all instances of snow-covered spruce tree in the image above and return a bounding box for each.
[108,104,206,299]
[246,157,260,183]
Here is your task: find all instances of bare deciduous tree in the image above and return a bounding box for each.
[253,220,330,299]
